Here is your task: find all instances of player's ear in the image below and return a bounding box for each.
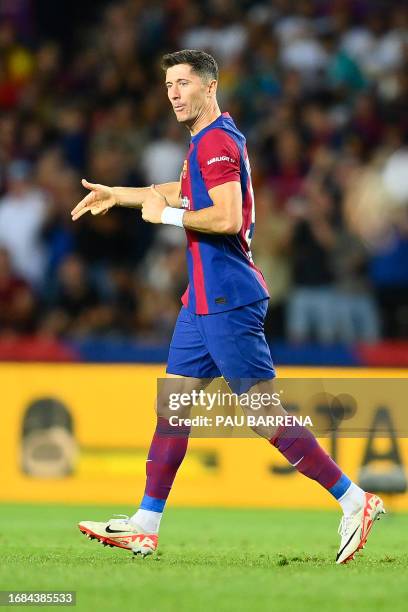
[208,79,217,96]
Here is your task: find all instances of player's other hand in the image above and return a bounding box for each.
[71,179,118,221]
[141,185,167,224]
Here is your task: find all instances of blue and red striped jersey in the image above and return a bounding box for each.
[180,112,269,314]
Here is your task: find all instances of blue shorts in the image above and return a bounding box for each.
[167,299,275,394]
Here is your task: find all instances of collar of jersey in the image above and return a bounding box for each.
[191,112,231,143]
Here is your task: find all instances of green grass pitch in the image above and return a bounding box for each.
[0,503,407,611]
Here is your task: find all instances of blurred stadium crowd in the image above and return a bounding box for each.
[0,0,407,350]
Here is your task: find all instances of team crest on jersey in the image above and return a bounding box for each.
[182,159,188,178]
[181,196,190,209]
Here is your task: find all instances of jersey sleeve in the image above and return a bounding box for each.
[197,128,241,190]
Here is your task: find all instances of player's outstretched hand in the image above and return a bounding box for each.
[71,179,118,221]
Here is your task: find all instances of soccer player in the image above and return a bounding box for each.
[72,50,385,564]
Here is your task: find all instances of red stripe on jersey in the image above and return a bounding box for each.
[189,232,209,314]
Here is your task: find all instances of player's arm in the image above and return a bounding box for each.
[116,182,182,208]
[181,129,242,234]
[141,181,242,234]
[183,181,242,234]
[71,179,182,221]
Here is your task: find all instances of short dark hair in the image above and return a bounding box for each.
[161,49,218,82]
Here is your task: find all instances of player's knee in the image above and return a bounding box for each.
[248,421,278,440]
[155,394,191,420]
[241,402,284,440]
[154,398,163,418]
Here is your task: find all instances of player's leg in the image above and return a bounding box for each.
[238,378,365,516]
[128,373,212,538]
[201,298,385,563]
[78,374,209,555]
[79,306,220,555]
[242,378,385,563]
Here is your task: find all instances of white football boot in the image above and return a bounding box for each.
[78,514,158,557]
[336,492,386,564]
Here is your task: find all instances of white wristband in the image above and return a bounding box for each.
[161,206,185,227]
